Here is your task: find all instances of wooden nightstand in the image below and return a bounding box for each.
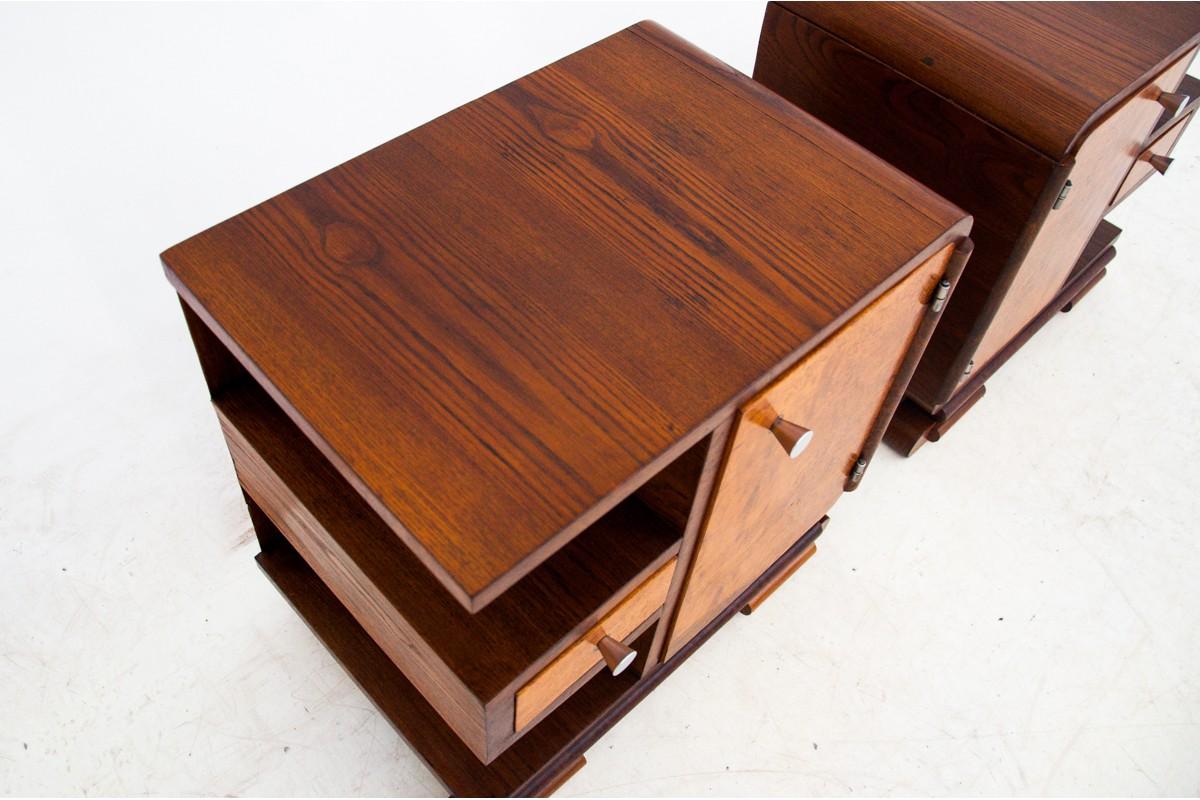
[163,21,970,795]
[755,2,1200,454]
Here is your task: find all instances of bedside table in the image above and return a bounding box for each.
[755,2,1200,454]
[163,21,970,795]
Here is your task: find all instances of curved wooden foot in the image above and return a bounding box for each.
[537,756,587,797]
[883,385,987,456]
[1060,262,1110,312]
[741,542,818,615]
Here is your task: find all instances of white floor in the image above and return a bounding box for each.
[2,3,1198,796]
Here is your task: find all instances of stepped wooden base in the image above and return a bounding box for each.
[741,517,827,614]
[885,220,1121,456]
[256,514,828,797]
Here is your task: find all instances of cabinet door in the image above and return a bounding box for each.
[666,245,952,655]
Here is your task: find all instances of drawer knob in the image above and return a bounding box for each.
[1147,154,1174,175]
[596,635,637,676]
[1157,91,1190,116]
[770,417,814,459]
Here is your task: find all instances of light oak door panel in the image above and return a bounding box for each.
[666,245,954,656]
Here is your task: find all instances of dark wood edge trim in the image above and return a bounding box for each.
[888,218,1120,454]
[1063,45,1200,158]
[646,419,734,669]
[845,237,973,490]
[925,384,987,443]
[508,612,662,744]
[167,178,959,615]
[1109,104,1197,212]
[881,382,985,457]
[944,235,1118,410]
[927,158,1076,410]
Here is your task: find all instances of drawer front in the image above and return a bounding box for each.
[514,558,675,731]
[965,50,1197,383]
[1112,103,1195,207]
[666,244,953,656]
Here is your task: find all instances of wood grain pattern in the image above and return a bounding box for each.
[644,418,732,671]
[1150,74,1200,136]
[740,539,819,616]
[515,558,675,732]
[754,4,1052,413]
[163,20,968,611]
[254,508,825,797]
[214,377,680,762]
[757,3,1200,435]
[780,2,1200,158]
[1111,106,1196,207]
[666,244,953,656]
[966,49,1195,379]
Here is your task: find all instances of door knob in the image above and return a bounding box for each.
[596,635,637,676]
[1157,90,1190,116]
[770,417,813,459]
[1148,154,1173,175]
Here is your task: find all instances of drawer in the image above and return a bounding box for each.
[515,558,676,731]
[666,242,956,656]
[1112,84,1197,207]
[211,376,683,764]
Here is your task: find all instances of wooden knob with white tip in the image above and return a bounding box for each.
[596,635,637,676]
[769,417,814,459]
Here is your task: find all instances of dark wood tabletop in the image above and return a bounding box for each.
[163,21,968,612]
[783,2,1200,159]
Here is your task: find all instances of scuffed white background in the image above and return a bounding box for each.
[1,2,1197,795]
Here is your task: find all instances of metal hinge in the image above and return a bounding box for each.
[848,457,867,485]
[1052,179,1073,209]
[930,278,951,313]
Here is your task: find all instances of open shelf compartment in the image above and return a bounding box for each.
[179,299,714,762]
